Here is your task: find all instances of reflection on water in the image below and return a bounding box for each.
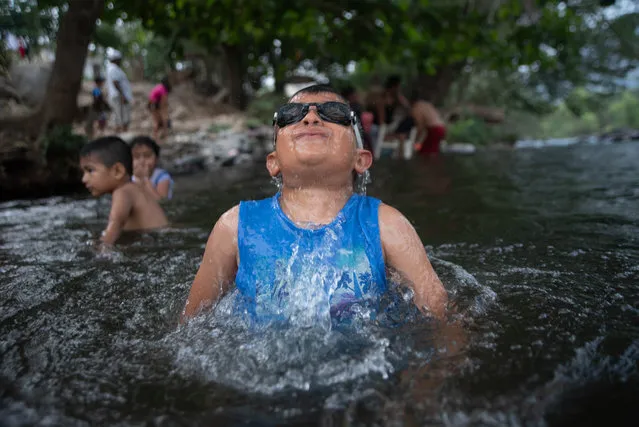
[1,143,638,426]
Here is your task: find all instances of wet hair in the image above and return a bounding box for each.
[161,76,172,93]
[384,74,401,89]
[130,135,160,157]
[289,84,347,103]
[80,136,133,176]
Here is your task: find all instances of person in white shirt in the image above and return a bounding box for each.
[106,49,133,132]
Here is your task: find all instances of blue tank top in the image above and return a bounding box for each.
[235,193,387,325]
[150,168,174,199]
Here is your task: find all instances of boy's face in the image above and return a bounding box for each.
[131,144,157,178]
[267,92,372,180]
[80,155,126,196]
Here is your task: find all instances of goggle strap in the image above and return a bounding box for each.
[351,112,364,149]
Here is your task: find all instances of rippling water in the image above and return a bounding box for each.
[1,142,638,426]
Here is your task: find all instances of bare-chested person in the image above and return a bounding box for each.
[411,92,446,155]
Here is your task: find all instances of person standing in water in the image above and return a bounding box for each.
[106,49,133,133]
[148,77,172,143]
[181,84,449,325]
[411,92,447,156]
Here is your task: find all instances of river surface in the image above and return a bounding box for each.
[1,142,638,426]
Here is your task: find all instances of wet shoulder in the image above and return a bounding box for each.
[218,204,239,232]
[112,182,138,204]
[378,203,406,225]
[122,182,162,212]
[119,181,143,200]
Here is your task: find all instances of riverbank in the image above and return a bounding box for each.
[0,76,273,201]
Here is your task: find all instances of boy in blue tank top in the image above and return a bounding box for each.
[181,85,449,325]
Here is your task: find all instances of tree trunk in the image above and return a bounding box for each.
[0,0,104,149]
[269,51,287,95]
[414,62,465,106]
[40,0,104,132]
[274,63,287,95]
[0,0,104,200]
[222,44,247,109]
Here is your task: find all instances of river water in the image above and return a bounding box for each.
[1,142,638,426]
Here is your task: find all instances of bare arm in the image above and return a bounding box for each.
[412,103,428,143]
[180,205,239,324]
[155,179,170,199]
[138,178,170,200]
[379,204,448,319]
[101,188,133,245]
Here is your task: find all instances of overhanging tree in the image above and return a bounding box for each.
[0,0,104,146]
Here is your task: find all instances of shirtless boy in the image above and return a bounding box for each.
[79,136,168,245]
[411,94,446,155]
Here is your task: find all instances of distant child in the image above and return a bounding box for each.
[84,77,109,139]
[130,136,174,200]
[79,136,168,245]
[181,85,449,324]
[148,77,172,143]
[93,77,108,134]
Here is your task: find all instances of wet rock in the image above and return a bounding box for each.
[156,127,271,173]
[600,128,639,143]
[169,154,208,175]
[171,105,189,121]
[0,98,32,117]
[441,142,476,154]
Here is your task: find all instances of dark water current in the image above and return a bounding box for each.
[1,142,638,426]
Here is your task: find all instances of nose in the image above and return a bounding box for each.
[302,106,321,125]
[81,172,89,184]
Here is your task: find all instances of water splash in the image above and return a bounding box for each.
[431,256,498,317]
[168,290,402,396]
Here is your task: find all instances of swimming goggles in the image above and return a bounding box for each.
[273,102,353,127]
[272,102,364,149]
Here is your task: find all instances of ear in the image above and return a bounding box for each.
[111,162,128,180]
[266,151,281,177]
[354,149,373,174]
